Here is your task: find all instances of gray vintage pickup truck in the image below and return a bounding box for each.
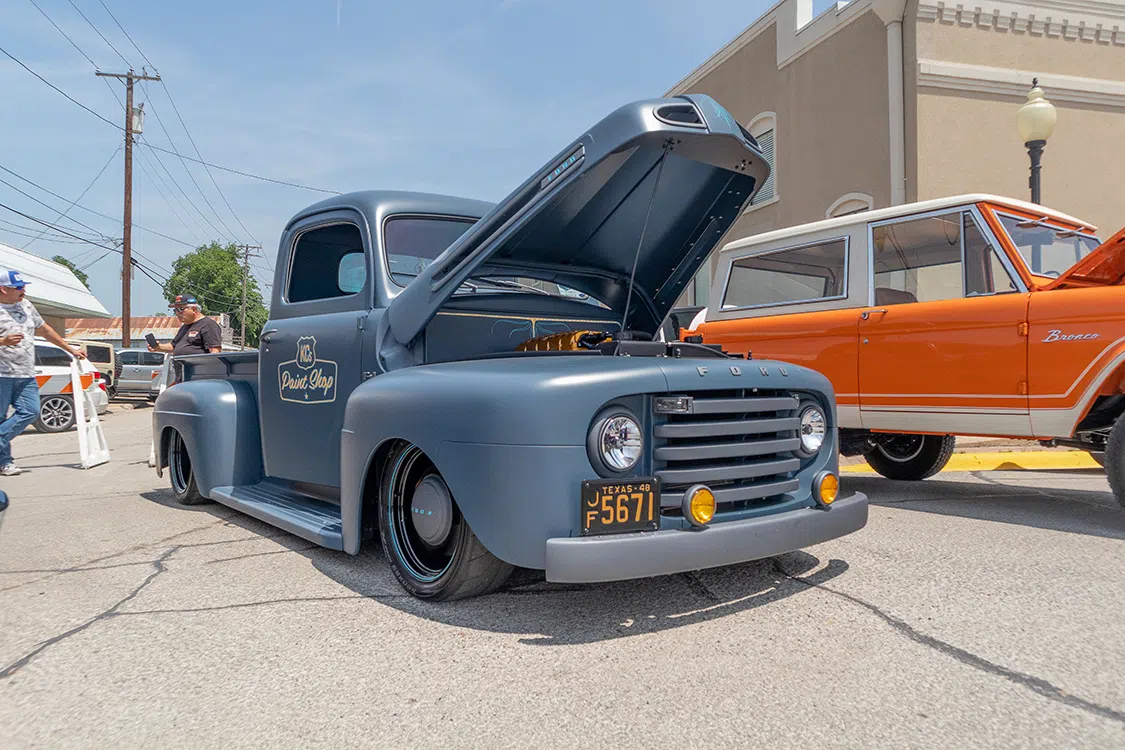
[153,94,868,600]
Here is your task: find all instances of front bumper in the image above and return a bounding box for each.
[544,491,868,583]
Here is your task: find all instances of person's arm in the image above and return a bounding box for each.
[201,319,223,353]
[36,322,86,359]
[150,341,174,353]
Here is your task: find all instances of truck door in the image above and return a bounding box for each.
[258,211,373,487]
[857,208,1033,436]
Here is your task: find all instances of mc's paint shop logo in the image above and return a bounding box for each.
[278,336,337,404]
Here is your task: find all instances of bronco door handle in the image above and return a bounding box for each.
[860,309,888,320]
[260,328,279,342]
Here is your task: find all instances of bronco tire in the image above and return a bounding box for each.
[168,430,207,505]
[865,434,956,481]
[378,442,513,601]
[34,395,75,433]
[1105,419,1125,509]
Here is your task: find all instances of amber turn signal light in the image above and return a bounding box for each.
[814,472,839,507]
[682,485,715,527]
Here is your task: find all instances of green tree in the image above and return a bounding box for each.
[163,242,269,347]
[52,255,89,289]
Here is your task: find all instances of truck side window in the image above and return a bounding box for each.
[871,213,963,305]
[118,351,139,365]
[964,213,1017,296]
[721,238,847,309]
[287,223,366,303]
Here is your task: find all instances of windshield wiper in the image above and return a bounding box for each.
[475,277,554,296]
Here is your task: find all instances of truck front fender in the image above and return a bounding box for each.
[154,379,263,497]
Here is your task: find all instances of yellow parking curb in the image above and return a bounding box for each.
[841,450,1102,474]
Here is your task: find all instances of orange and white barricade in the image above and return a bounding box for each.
[70,360,110,469]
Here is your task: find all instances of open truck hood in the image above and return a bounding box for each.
[383,94,769,359]
[1043,224,1125,289]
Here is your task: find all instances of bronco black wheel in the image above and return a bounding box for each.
[864,434,956,481]
[1105,419,1125,510]
[378,442,512,601]
[168,430,206,505]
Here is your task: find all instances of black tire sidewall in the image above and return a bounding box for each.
[169,431,206,505]
[866,434,956,481]
[1104,420,1125,509]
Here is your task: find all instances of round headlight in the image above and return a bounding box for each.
[599,415,642,471]
[799,404,826,454]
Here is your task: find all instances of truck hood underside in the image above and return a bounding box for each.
[381,95,768,368]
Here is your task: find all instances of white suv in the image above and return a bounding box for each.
[31,339,108,433]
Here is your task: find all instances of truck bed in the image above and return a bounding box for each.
[177,350,260,383]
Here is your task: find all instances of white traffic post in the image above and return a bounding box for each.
[148,354,174,467]
[70,360,110,469]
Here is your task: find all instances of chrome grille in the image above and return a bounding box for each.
[653,390,801,514]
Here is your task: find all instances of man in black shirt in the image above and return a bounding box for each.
[148,294,223,381]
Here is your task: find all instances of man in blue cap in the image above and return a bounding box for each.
[147,294,223,382]
[0,268,86,476]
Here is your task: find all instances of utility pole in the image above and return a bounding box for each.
[96,68,160,347]
[234,244,261,349]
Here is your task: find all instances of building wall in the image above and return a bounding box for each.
[669,4,893,303]
[912,6,1125,234]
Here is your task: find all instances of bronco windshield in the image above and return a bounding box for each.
[383,215,603,304]
[996,213,1101,279]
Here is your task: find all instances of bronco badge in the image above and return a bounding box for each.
[278,336,338,404]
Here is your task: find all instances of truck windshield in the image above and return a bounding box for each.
[383,215,603,304]
[997,214,1101,279]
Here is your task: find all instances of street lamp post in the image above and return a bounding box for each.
[1016,78,1057,205]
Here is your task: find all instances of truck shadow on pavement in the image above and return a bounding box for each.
[139,489,847,646]
[849,474,1125,539]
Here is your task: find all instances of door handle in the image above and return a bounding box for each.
[260,328,279,343]
[860,309,888,320]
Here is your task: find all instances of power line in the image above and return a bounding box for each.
[0,201,119,252]
[134,145,216,241]
[0,174,117,241]
[133,151,205,246]
[138,142,341,194]
[0,163,197,248]
[27,0,96,67]
[0,45,120,129]
[64,0,131,67]
[96,0,157,71]
[20,146,121,250]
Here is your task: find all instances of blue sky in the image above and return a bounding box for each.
[0,0,820,317]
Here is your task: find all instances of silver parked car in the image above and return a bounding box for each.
[115,348,166,400]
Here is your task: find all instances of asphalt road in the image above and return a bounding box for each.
[2,406,1125,748]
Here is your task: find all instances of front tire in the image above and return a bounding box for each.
[34,395,75,433]
[378,443,512,601]
[1105,420,1125,509]
[865,434,956,481]
[168,430,207,505]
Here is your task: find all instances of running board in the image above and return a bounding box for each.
[209,483,344,550]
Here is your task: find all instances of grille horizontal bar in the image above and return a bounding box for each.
[657,457,800,486]
[661,477,800,509]
[654,417,799,439]
[655,437,800,462]
[689,396,799,415]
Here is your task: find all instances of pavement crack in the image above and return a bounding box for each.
[0,547,178,680]
[680,571,722,604]
[772,559,1125,726]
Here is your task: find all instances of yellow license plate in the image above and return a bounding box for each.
[580,478,661,536]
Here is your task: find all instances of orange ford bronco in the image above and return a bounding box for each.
[681,194,1125,506]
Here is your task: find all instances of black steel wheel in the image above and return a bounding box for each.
[168,430,206,505]
[34,395,75,433]
[865,434,956,481]
[377,442,512,601]
[1105,420,1125,510]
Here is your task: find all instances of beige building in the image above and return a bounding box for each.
[666,0,1125,306]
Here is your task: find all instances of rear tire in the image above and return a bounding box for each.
[865,434,956,481]
[168,430,207,505]
[34,395,75,433]
[1105,420,1125,510]
[378,442,512,601]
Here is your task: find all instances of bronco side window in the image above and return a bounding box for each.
[963,212,1017,296]
[871,213,964,305]
[286,223,367,304]
[721,238,847,309]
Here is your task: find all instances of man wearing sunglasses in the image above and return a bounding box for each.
[148,294,223,382]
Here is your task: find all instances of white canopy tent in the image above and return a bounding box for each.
[0,242,110,329]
